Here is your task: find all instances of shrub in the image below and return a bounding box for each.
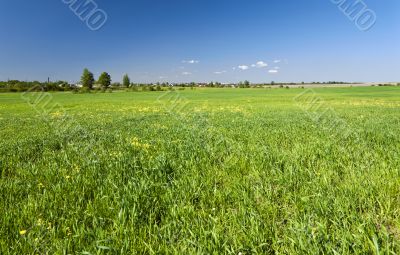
[80,87,91,93]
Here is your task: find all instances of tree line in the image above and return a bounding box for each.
[1,67,381,93]
[0,69,144,92]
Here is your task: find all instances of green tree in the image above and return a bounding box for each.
[98,72,111,89]
[81,68,94,89]
[123,74,130,88]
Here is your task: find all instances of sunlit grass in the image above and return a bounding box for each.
[1,87,400,254]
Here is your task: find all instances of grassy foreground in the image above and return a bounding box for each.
[1,87,400,254]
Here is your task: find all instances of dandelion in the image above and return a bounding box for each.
[19,230,27,235]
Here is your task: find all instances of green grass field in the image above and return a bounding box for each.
[1,87,400,254]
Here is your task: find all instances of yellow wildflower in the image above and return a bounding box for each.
[130,137,140,147]
[50,111,64,118]
[19,230,27,235]
[130,137,151,150]
[37,218,43,226]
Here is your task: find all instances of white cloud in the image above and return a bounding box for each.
[274,60,281,63]
[269,70,278,73]
[274,66,280,70]
[182,72,192,75]
[214,71,227,74]
[251,64,256,67]
[182,60,199,64]
[238,65,249,70]
[255,61,268,68]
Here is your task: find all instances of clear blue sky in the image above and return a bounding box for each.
[0,0,399,83]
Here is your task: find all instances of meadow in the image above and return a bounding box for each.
[1,86,400,254]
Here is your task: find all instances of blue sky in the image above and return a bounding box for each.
[0,0,399,83]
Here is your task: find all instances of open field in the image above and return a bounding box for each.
[1,87,400,254]
[276,83,399,89]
